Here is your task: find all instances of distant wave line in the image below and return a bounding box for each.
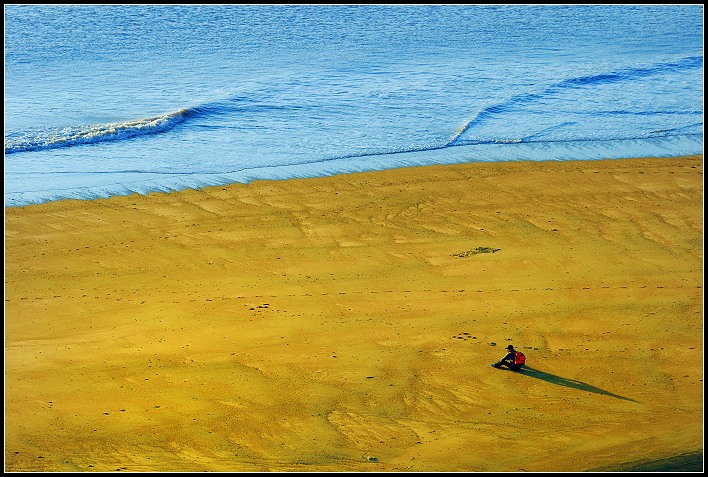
[447,55,704,146]
[327,130,703,164]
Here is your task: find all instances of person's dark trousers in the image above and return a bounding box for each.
[493,360,523,370]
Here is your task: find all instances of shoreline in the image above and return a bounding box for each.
[5,142,704,208]
[5,155,703,472]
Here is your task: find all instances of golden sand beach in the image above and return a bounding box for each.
[4,155,703,472]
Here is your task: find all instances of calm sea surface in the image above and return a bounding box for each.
[4,5,703,207]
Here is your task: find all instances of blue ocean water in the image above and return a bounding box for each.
[4,5,704,207]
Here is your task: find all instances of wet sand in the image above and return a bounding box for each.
[4,155,703,472]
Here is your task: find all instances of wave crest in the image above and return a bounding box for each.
[447,55,703,146]
[5,109,189,154]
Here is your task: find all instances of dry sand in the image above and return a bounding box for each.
[4,155,703,472]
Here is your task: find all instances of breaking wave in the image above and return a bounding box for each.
[5,108,190,154]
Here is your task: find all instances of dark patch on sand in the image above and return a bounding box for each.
[590,450,703,472]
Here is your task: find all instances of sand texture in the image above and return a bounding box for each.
[4,156,703,472]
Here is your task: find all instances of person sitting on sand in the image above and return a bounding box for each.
[491,344,525,370]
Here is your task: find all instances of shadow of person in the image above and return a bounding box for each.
[515,365,639,403]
